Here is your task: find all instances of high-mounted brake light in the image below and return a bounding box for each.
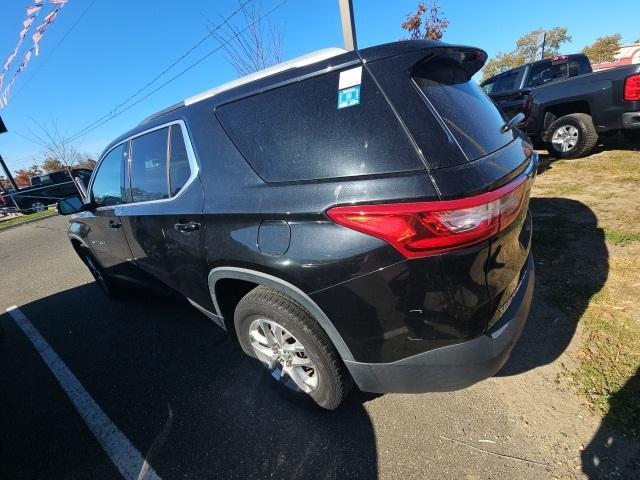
[624,74,640,101]
[327,177,530,258]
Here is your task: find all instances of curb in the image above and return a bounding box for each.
[0,210,59,233]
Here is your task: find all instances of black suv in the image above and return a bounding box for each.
[58,40,537,409]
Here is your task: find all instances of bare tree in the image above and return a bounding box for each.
[204,0,284,76]
[25,116,80,173]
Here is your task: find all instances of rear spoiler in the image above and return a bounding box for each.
[360,41,488,79]
[413,47,488,80]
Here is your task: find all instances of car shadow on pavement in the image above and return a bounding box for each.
[0,283,378,479]
[498,196,608,376]
[582,367,640,479]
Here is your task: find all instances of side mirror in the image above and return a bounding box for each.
[57,195,86,215]
[500,112,526,133]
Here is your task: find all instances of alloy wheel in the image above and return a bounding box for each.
[248,318,319,393]
[31,201,47,212]
[551,124,579,153]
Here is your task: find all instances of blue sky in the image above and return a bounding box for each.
[1,0,638,173]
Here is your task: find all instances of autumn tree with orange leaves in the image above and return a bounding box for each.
[401,1,449,41]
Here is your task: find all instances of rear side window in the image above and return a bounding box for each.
[413,57,513,160]
[130,128,169,202]
[50,171,70,183]
[216,68,423,182]
[38,175,54,186]
[92,145,125,207]
[526,60,568,87]
[74,169,92,184]
[168,125,191,196]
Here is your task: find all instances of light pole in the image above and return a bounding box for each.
[0,116,22,220]
[0,116,20,192]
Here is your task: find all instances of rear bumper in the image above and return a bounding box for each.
[345,252,535,393]
[622,111,640,129]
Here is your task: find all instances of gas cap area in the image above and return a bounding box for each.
[257,220,291,256]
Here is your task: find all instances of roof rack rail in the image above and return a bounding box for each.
[184,47,347,106]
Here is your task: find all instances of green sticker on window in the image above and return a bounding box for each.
[337,85,360,109]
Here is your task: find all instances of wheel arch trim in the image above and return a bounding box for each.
[208,267,355,362]
[68,233,90,251]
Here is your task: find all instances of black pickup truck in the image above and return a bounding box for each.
[481,54,640,158]
[0,168,92,213]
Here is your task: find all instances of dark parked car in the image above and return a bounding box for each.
[481,53,640,158]
[57,40,537,409]
[2,168,92,213]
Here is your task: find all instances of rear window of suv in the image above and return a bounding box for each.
[216,67,423,182]
[413,57,514,160]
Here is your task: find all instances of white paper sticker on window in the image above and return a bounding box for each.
[338,66,362,90]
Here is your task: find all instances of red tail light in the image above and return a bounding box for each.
[624,74,640,101]
[327,177,530,258]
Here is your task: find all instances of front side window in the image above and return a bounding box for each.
[481,80,495,94]
[130,128,169,203]
[496,71,518,92]
[92,145,125,207]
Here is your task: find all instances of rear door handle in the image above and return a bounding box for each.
[175,221,200,233]
[109,220,122,229]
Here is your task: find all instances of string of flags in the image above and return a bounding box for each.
[0,0,69,109]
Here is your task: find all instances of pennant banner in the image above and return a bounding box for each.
[0,0,68,109]
[32,3,66,57]
[0,1,43,90]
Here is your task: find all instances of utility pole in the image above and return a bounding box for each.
[338,0,357,51]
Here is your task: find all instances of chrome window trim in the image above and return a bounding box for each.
[88,119,199,211]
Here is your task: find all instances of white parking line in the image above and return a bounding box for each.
[6,306,161,480]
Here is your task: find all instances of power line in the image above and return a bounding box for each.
[67,0,256,143]
[66,0,289,144]
[10,0,98,103]
[11,0,288,169]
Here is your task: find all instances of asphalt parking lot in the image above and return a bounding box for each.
[0,214,637,479]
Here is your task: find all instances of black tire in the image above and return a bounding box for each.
[235,286,352,410]
[21,202,36,215]
[622,129,640,145]
[546,113,598,159]
[78,248,125,300]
